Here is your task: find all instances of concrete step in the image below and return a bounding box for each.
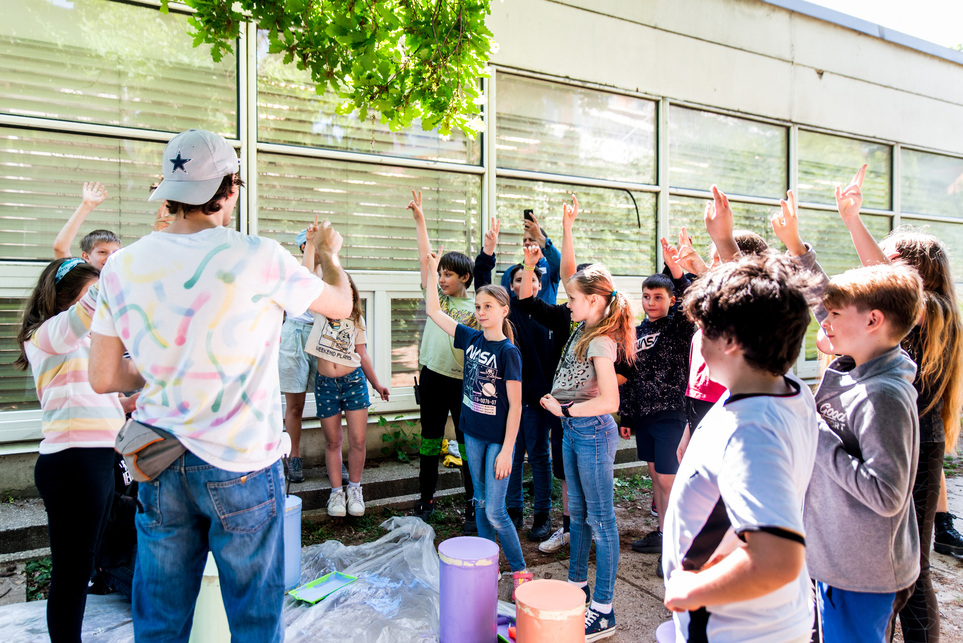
[0,438,645,558]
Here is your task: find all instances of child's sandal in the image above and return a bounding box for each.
[512,570,534,602]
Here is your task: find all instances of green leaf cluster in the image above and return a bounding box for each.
[161,0,494,137]
[378,414,421,462]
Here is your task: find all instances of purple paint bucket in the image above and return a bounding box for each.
[438,536,500,643]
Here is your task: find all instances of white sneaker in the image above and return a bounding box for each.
[327,488,346,517]
[347,486,365,517]
[538,527,570,553]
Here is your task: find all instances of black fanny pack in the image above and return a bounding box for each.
[114,419,186,482]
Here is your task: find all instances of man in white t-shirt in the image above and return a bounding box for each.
[88,129,352,642]
[663,253,819,643]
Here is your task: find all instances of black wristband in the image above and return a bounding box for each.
[561,403,573,418]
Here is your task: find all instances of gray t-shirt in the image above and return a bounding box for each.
[550,323,618,403]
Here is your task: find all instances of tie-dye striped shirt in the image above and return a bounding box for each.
[25,283,125,454]
[92,227,325,472]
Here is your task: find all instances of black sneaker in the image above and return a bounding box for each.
[413,500,434,521]
[935,512,963,557]
[650,499,658,517]
[580,583,591,606]
[463,503,478,535]
[507,507,524,530]
[655,554,664,579]
[631,529,662,553]
[287,456,304,483]
[584,606,616,641]
[527,513,552,542]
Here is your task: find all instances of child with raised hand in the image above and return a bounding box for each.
[407,190,478,529]
[15,258,130,642]
[539,203,636,639]
[816,165,963,642]
[53,182,122,270]
[663,252,820,643]
[423,246,531,597]
[618,236,694,568]
[771,180,926,642]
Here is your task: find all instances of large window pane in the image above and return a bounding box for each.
[899,219,963,283]
[496,74,656,184]
[667,196,779,254]
[797,209,891,277]
[258,154,480,270]
[798,131,891,209]
[901,150,963,219]
[495,179,657,277]
[0,296,37,412]
[0,0,236,135]
[0,128,170,261]
[390,298,426,389]
[670,107,787,198]
[258,45,478,164]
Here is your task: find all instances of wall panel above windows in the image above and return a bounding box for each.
[901,150,963,219]
[0,0,236,136]
[495,178,656,277]
[257,47,479,164]
[0,128,169,261]
[496,73,657,185]
[670,107,787,198]
[797,131,891,209]
[257,154,480,271]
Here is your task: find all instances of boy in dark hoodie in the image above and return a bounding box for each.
[616,238,694,565]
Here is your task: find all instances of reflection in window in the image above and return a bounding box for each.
[796,209,891,277]
[390,298,426,389]
[900,150,963,219]
[258,154,480,271]
[0,296,38,412]
[0,128,168,261]
[670,107,787,198]
[797,131,891,209]
[495,178,656,277]
[257,43,479,164]
[667,196,779,255]
[496,73,657,184]
[895,219,963,283]
[0,0,236,135]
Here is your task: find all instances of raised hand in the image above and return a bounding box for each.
[152,203,174,232]
[704,186,739,262]
[305,213,319,244]
[426,244,444,274]
[483,217,500,255]
[661,237,684,279]
[407,190,424,222]
[836,164,866,224]
[562,194,579,229]
[523,215,546,248]
[81,182,108,208]
[314,219,343,256]
[522,243,542,267]
[676,227,708,276]
[770,189,807,256]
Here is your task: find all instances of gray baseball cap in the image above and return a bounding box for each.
[149,129,239,205]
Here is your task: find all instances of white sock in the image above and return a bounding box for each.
[590,601,612,614]
[571,580,588,588]
[331,487,344,495]
[348,480,361,489]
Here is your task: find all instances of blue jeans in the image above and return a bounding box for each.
[563,414,619,604]
[132,453,285,643]
[507,404,553,514]
[464,433,527,572]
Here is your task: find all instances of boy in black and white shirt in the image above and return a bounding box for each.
[663,251,819,643]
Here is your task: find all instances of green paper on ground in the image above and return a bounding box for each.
[288,571,358,604]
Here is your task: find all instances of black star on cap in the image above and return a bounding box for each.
[170,152,190,173]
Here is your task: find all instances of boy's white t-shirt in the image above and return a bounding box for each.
[304,314,365,369]
[92,227,325,472]
[663,373,818,643]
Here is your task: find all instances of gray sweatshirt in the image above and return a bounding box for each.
[794,246,921,592]
[805,345,920,592]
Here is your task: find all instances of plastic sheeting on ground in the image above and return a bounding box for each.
[0,516,515,642]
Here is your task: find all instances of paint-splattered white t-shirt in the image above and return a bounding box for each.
[92,227,324,472]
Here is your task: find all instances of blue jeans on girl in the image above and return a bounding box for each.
[464,433,526,572]
[562,414,620,604]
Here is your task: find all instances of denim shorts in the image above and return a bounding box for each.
[278,319,315,394]
[314,367,370,419]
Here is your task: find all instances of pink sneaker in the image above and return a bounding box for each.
[512,571,534,602]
